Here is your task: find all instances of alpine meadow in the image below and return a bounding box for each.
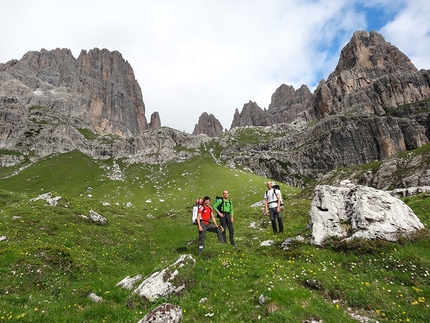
[1,145,430,323]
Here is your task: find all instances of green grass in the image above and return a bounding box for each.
[0,151,429,322]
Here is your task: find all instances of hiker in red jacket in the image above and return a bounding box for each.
[197,196,225,255]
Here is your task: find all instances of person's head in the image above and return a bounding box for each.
[203,196,211,205]
[223,190,229,198]
[196,198,203,205]
[266,181,273,189]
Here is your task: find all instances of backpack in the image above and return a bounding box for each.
[215,196,224,217]
[267,184,283,206]
[192,198,202,225]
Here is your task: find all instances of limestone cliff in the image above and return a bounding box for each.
[192,112,223,137]
[0,48,157,137]
[215,30,430,187]
[308,30,428,120]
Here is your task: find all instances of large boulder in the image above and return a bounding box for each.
[133,254,195,301]
[309,181,424,245]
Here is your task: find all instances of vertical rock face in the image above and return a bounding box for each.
[330,30,417,79]
[269,84,312,110]
[216,30,430,186]
[192,112,224,137]
[76,48,148,136]
[230,101,271,128]
[0,96,29,142]
[231,30,429,128]
[309,30,429,119]
[229,85,312,129]
[267,84,313,124]
[0,47,156,137]
[148,112,161,130]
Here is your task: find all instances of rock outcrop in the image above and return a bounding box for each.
[0,48,158,137]
[231,31,429,128]
[148,111,162,130]
[215,31,430,187]
[230,85,312,129]
[230,101,270,128]
[307,30,428,120]
[192,112,223,137]
[132,254,195,300]
[308,181,424,246]
[137,303,182,323]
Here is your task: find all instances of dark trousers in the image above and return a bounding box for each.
[198,221,225,254]
[269,208,284,233]
[220,212,235,245]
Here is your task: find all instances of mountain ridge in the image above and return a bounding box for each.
[1,30,430,190]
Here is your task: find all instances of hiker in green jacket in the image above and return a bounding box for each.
[214,190,236,247]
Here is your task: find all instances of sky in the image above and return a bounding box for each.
[1,0,429,133]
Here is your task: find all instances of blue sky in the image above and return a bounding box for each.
[0,0,429,133]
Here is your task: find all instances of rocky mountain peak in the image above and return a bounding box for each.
[309,30,429,119]
[230,30,424,128]
[192,112,224,137]
[230,101,270,129]
[328,30,417,81]
[148,112,161,130]
[0,47,157,137]
[268,84,297,109]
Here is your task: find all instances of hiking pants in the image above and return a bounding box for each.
[220,212,235,245]
[198,221,225,254]
[269,208,284,234]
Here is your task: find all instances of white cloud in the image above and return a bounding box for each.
[379,0,430,70]
[0,0,429,133]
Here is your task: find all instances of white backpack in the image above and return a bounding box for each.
[192,198,202,225]
[192,204,198,225]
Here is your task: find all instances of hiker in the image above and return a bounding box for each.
[197,196,225,255]
[214,190,236,247]
[264,181,284,234]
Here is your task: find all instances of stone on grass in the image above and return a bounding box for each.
[133,254,195,301]
[137,303,182,323]
[116,275,143,290]
[88,292,103,303]
[260,240,276,246]
[309,181,424,245]
[30,192,62,206]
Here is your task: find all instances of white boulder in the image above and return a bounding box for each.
[133,254,195,301]
[309,182,424,245]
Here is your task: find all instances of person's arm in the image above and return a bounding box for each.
[276,190,281,211]
[264,194,269,215]
[230,200,234,222]
[210,208,219,226]
[214,200,223,217]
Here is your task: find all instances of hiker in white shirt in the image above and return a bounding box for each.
[264,181,284,234]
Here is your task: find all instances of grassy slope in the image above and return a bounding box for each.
[0,150,429,322]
